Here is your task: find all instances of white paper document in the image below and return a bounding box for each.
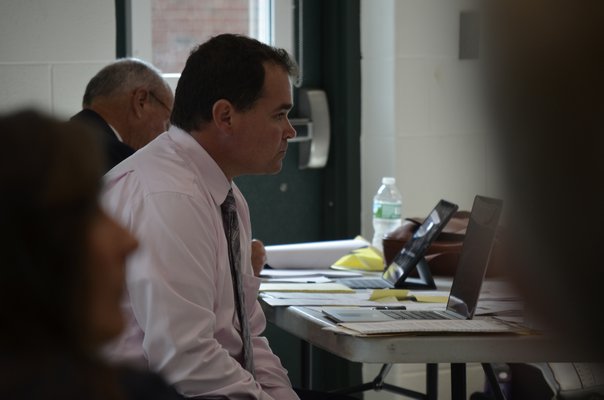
[260,269,363,278]
[262,276,333,284]
[264,292,372,300]
[475,300,524,316]
[259,282,354,293]
[261,297,405,307]
[329,318,522,336]
[260,291,405,307]
[265,239,369,269]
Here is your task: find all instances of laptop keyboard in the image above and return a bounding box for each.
[381,310,449,320]
[337,278,391,289]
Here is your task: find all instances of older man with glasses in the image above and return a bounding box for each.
[72,58,174,173]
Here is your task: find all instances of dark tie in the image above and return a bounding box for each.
[221,188,255,376]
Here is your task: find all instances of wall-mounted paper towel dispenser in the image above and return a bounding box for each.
[289,89,330,169]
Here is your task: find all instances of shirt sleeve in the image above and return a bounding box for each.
[124,191,297,400]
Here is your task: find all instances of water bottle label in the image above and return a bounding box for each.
[373,202,401,219]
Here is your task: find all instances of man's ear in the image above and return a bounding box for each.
[211,99,234,133]
[131,87,149,118]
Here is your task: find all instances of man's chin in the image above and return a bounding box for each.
[266,168,282,176]
[266,160,284,175]
[244,164,283,176]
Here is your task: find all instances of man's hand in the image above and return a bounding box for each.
[251,239,266,277]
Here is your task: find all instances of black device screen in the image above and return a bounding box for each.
[382,199,459,286]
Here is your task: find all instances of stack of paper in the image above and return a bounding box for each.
[259,289,449,307]
[259,283,354,293]
[259,269,362,283]
[327,318,525,336]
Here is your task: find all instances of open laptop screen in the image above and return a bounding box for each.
[446,196,502,318]
[382,199,458,287]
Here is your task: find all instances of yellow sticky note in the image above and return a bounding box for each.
[333,254,364,268]
[369,289,410,301]
[412,295,448,303]
[373,296,400,303]
[332,246,384,272]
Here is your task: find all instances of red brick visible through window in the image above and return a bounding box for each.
[152,0,252,73]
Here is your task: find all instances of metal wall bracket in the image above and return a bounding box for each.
[289,89,330,169]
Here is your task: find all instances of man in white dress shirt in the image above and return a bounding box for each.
[102,34,303,399]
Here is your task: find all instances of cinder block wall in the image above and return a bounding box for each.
[0,0,115,118]
[360,0,502,240]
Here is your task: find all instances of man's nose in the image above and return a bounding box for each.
[285,119,296,139]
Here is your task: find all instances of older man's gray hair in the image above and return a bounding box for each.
[82,58,166,107]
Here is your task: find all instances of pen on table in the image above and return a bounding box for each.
[372,306,406,310]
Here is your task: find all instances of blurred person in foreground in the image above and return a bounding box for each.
[72,58,174,173]
[483,0,604,358]
[0,110,183,399]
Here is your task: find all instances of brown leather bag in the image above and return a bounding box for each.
[382,211,504,277]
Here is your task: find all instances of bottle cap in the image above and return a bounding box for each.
[382,177,395,185]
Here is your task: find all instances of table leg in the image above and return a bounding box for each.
[451,363,466,400]
[302,341,313,389]
[482,363,508,400]
[330,363,429,399]
[426,363,438,400]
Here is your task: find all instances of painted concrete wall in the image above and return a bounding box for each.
[0,0,115,117]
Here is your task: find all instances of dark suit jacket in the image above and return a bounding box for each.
[71,109,135,173]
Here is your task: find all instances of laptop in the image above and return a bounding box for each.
[325,195,502,323]
[337,199,459,290]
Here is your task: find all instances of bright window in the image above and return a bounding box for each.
[152,0,270,73]
[129,0,292,75]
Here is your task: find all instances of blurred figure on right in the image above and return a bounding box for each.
[483,0,604,358]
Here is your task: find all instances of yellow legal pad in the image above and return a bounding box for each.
[369,289,410,301]
[259,283,355,293]
[369,289,448,303]
[413,295,448,303]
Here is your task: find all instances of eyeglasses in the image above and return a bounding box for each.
[149,91,171,114]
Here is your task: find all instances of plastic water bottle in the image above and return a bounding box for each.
[372,177,403,251]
